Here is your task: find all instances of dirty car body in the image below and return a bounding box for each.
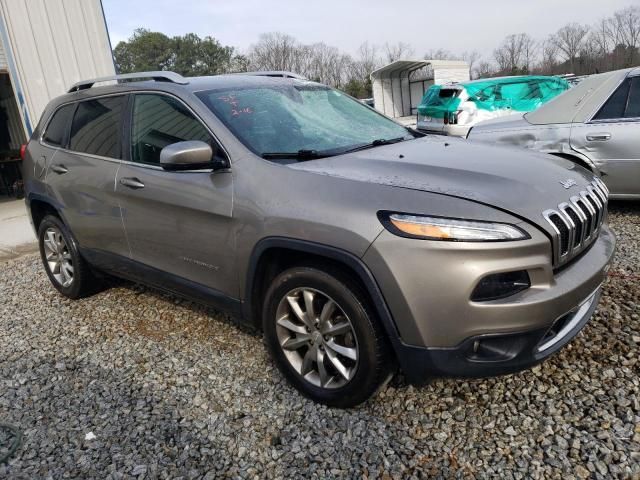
[22,72,615,406]
[468,67,640,199]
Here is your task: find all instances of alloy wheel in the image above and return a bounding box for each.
[43,227,74,288]
[275,287,359,389]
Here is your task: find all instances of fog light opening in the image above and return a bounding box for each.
[467,335,528,362]
[470,270,530,302]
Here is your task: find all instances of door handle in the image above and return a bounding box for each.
[50,164,68,174]
[120,177,145,189]
[586,133,611,141]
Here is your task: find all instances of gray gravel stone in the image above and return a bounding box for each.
[0,201,638,478]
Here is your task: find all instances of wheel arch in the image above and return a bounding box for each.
[549,151,598,173]
[244,237,402,341]
[28,194,66,231]
[244,237,440,384]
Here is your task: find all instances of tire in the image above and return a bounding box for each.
[263,266,393,408]
[38,215,102,299]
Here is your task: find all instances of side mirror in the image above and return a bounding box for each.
[159,140,227,171]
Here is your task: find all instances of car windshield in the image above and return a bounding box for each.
[196,83,414,159]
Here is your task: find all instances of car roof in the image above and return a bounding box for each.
[185,74,321,91]
[52,73,325,108]
[461,75,564,87]
[434,75,568,92]
[525,67,635,125]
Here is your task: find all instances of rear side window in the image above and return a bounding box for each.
[43,104,75,147]
[625,77,640,118]
[69,96,125,158]
[130,94,214,165]
[438,89,459,99]
[593,79,631,120]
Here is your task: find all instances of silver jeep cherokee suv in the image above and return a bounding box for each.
[22,71,615,407]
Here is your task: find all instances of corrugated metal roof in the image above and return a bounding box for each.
[370,59,469,79]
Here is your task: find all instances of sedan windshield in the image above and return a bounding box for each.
[196,84,414,159]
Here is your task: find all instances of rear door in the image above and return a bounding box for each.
[570,74,640,196]
[43,95,129,257]
[115,92,235,297]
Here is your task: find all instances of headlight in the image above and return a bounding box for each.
[380,212,530,242]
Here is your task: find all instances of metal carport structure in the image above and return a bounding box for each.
[371,60,469,119]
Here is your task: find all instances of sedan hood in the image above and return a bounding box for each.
[470,112,530,132]
[289,136,597,234]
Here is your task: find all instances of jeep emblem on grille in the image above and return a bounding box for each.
[559,178,577,189]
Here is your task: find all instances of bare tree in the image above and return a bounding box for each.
[475,61,496,79]
[384,42,414,63]
[462,50,481,75]
[610,6,640,66]
[592,18,614,57]
[305,42,353,87]
[350,41,380,82]
[552,23,590,73]
[539,36,560,74]
[248,32,300,71]
[423,48,459,60]
[494,33,536,74]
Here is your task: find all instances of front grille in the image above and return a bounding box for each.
[543,177,609,267]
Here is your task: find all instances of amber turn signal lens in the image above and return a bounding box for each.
[390,218,451,239]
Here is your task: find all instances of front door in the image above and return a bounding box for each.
[570,74,640,197]
[115,93,236,297]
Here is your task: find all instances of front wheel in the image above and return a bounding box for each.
[263,266,393,407]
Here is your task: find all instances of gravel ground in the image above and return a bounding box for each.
[0,203,638,479]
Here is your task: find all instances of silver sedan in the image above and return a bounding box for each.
[468,67,640,199]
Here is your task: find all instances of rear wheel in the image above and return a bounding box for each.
[263,266,393,407]
[38,215,102,299]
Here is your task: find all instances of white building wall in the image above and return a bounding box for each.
[409,79,433,113]
[0,39,6,71]
[434,67,470,85]
[381,78,394,117]
[0,0,115,136]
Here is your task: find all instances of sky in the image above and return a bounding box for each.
[102,0,634,61]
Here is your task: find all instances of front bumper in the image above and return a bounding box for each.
[404,286,601,381]
[363,223,615,384]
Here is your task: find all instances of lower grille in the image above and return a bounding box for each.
[543,177,608,267]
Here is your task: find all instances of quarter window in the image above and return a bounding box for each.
[43,104,75,147]
[69,96,125,158]
[625,77,640,118]
[593,78,637,121]
[130,94,215,165]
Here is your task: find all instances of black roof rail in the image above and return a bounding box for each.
[234,71,307,80]
[68,71,188,93]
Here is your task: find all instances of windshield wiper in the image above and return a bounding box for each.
[261,149,327,161]
[338,136,408,155]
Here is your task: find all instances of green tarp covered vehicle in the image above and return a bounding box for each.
[416,76,570,137]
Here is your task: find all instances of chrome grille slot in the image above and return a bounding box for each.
[562,205,582,249]
[580,191,597,236]
[543,178,608,268]
[575,198,593,239]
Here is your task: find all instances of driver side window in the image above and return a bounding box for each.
[130,94,220,165]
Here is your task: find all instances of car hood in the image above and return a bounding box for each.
[288,136,597,234]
